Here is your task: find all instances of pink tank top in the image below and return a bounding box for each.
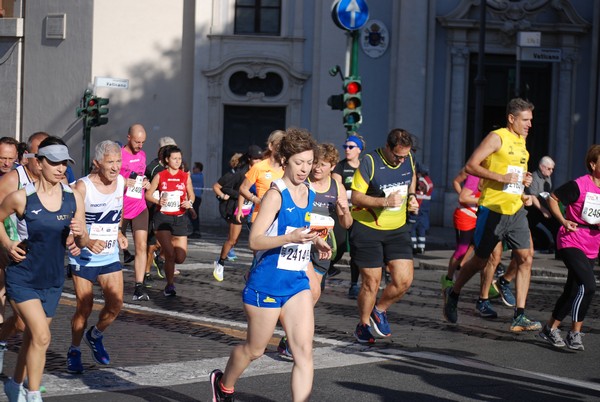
[557,175,600,258]
[120,147,147,219]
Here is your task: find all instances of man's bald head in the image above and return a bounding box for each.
[126,124,147,154]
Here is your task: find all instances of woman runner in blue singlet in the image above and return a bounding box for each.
[210,127,330,402]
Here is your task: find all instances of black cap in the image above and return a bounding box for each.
[247,145,263,159]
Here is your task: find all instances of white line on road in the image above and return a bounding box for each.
[40,293,600,399]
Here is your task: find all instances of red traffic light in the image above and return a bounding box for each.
[346,81,361,94]
[88,99,96,107]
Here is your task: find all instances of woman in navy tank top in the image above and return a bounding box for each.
[0,137,88,401]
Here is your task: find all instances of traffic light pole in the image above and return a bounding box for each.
[76,89,110,175]
[349,30,359,78]
[83,123,91,175]
[330,0,369,136]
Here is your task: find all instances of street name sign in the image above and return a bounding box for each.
[95,77,130,89]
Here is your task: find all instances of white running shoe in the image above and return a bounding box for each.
[213,261,224,282]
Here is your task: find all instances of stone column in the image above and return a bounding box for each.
[443,45,469,226]
[554,53,575,185]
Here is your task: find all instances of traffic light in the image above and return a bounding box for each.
[76,90,94,118]
[343,77,362,131]
[86,95,110,127]
[327,94,344,110]
[75,90,111,127]
[95,97,110,127]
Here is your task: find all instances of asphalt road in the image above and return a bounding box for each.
[1,227,599,401]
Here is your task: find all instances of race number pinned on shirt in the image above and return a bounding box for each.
[277,226,310,271]
[125,175,145,199]
[160,191,181,213]
[383,184,408,211]
[581,193,600,225]
[89,223,119,256]
[503,165,525,195]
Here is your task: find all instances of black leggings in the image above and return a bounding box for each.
[552,248,597,323]
[330,225,360,284]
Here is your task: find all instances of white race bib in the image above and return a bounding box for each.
[277,227,311,271]
[160,191,181,213]
[502,165,525,195]
[125,175,145,199]
[581,193,600,225]
[89,223,119,256]
[383,184,408,211]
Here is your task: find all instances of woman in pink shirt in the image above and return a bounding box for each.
[539,145,600,351]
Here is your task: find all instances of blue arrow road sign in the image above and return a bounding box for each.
[335,0,369,31]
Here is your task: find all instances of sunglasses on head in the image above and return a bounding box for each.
[343,145,357,150]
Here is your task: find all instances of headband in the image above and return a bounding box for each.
[346,135,363,151]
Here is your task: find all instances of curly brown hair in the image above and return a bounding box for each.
[276,127,319,165]
[316,143,339,166]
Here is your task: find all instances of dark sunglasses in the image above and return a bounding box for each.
[392,152,409,162]
[343,145,357,150]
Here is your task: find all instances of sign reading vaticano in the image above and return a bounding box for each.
[518,48,562,63]
[95,77,130,89]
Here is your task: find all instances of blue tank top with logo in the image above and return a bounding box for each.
[6,183,76,289]
[245,179,314,297]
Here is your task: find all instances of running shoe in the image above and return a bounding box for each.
[354,323,375,344]
[123,250,135,264]
[492,279,516,307]
[84,327,110,365]
[488,282,500,299]
[164,284,177,297]
[539,325,565,348]
[369,308,391,337]
[475,299,498,318]
[494,262,506,278]
[174,269,181,275]
[0,341,7,374]
[66,348,84,373]
[226,249,237,261]
[443,287,458,323]
[277,336,293,359]
[510,313,542,332]
[4,378,26,402]
[565,331,585,351]
[213,261,224,282]
[348,284,359,300]
[26,392,42,402]
[440,274,454,292]
[153,253,165,279]
[210,369,235,402]
[143,273,154,288]
[132,284,150,301]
